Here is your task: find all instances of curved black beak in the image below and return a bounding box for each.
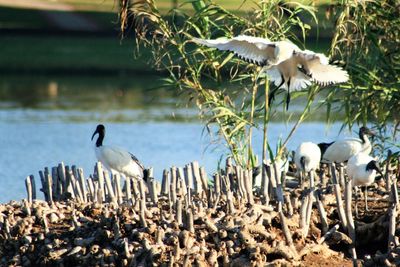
[91,129,98,141]
[366,128,376,137]
[300,156,306,171]
[375,166,384,177]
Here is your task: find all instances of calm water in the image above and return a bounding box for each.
[0,75,352,203]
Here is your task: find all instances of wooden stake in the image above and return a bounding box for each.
[114,173,123,205]
[331,163,348,230]
[139,178,147,204]
[132,178,139,205]
[161,169,170,196]
[51,167,59,201]
[104,171,116,204]
[244,169,254,205]
[388,204,397,250]
[125,176,132,203]
[345,179,357,267]
[45,172,53,204]
[149,177,158,204]
[235,166,246,201]
[176,198,183,226]
[65,166,76,199]
[191,161,203,195]
[339,165,345,189]
[213,173,221,208]
[78,168,87,203]
[57,162,66,196]
[284,193,293,217]
[39,170,48,201]
[304,172,315,237]
[140,197,147,228]
[299,192,308,230]
[25,176,32,203]
[184,164,193,190]
[199,167,209,191]
[279,207,297,258]
[227,190,235,214]
[87,177,95,202]
[171,166,177,204]
[391,178,399,205]
[315,189,329,235]
[95,162,105,202]
[186,208,194,233]
[261,161,270,205]
[385,150,392,192]
[177,167,186,197]
[30,175,36,200]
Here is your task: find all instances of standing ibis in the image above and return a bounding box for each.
[347,152,383,216]
[319,126,375,163]
[294,142,321,173]
[91,124,147,181]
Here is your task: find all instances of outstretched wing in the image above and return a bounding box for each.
[193,35,277,66]
[294,50,349,86]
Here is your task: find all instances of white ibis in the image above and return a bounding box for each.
[192,35,349,108]
[347,152,383,215]
[319,126,375,163]
[91,124,147,181]
[294,142,321,173]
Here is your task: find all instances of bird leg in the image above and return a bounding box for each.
[300,171,303,188]
[354,186,359,218]
[276,74,285,89]
[268,74,285,105]
[268,87,279,105]
[286,79,291,111]
[364,187,369,212]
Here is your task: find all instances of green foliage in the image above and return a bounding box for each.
[119,0,399,167]
[119,0,319,167]
[329,0,400,137]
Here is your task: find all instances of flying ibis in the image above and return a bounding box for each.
[192,35,349,109]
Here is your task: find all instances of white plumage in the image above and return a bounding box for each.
[319,126,374,163]
[192,35,349,92]
[347,153,381,187]
[347,152,383,213]
[294,142,321,173]
[91,124,145,180]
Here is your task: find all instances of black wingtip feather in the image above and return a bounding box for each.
[143,169,149,183]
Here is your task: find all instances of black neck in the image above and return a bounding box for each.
[96,132,104,147]
[300,156,306,170]
[359,132,366,144]
[318,142,333,158]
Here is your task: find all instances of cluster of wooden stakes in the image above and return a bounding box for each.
[2,153,398,266]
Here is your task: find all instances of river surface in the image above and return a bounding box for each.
[0,74,353,203]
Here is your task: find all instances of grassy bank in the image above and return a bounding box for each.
[0,34,154,74]
[0,1,334,74]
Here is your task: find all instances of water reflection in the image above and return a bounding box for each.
[0,74,201,122]
[0,74,182,110]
